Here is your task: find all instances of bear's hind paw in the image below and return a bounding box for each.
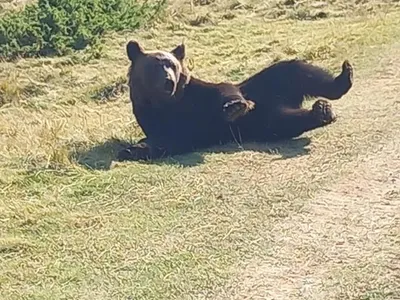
[311,99,337,125]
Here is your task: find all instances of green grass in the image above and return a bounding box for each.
[0,0,165,59]
[0,0,400,299]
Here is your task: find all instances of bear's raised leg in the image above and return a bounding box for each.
[223,99,255,122]
[321,60,354,100]
[268,99,336,139]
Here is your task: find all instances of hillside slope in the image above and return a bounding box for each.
[0,1,399,299]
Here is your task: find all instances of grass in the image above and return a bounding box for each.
[1,0,400,299]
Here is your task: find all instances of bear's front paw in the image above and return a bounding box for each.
[116,142,152,161]
[312,99,337,124]
[223,99,255,122]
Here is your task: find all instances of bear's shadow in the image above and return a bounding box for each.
[71,137,312,171]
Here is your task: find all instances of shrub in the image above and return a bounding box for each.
[0,0,165,60]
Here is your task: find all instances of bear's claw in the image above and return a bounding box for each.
[116,143,152,161]
[223,99,255,122]
[312,99,337,124]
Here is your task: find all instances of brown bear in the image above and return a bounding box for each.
[117,40,353,161]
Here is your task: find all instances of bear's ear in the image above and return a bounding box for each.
[127,40,144,62]
[171,43,185,61]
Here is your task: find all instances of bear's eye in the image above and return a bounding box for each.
[162,59,177,71]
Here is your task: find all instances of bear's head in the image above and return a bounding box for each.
[126,40,191,108]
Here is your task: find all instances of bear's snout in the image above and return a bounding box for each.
[163,66,178,96]
[164,79,175,95]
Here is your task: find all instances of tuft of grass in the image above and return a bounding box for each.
[0,74,21,107]
[189,13,215,26]
[89,76,129,102]
[0,73,49,108]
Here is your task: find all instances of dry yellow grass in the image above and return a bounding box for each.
[0,1,399,299]
[0,0,33,13]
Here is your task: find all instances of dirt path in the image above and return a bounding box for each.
[212,46,400,300]
[215,138,399,299]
